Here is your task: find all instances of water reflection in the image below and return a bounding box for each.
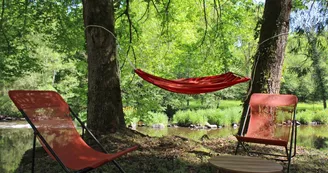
[0,128,34,173]
[137,125,328,150]
[296,125,328,150]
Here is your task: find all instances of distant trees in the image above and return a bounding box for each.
[0,0,327,131]
[292,1,328,109]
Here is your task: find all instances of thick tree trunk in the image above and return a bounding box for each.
[238,0,292,135]
[82,0,125,134]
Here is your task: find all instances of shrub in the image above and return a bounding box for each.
[173,107,242,127]
[124,107,139,126]
[224,107,242,125]
[276,109,291,124]
[313,109,328,124]
[143,111,168,126]
[173,110,192,126]
[219,109,232,126]
[204,108,220,125]
[296,110,314,124]
[190,110,208,126]
[0,96,20,117]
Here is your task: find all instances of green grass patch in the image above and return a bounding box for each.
[297,102,323,112]
[218,100,243,109]
[173,107,242,127]
[173,110,208,126]
[296,109,328,124]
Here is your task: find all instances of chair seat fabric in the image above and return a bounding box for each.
[42,131,138,170]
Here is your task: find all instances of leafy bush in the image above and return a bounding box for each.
[78,111,87,123]
[0,96,20,117]
[313,109,328,124]
[143,111,168,126]
[276,109,292,124]
[173,110,208,126]
[189,110,208,126]
[203,109,219,124]
[173,110,192,126]
[213,110,229,127]
[296,110,314,124]
[124,107,139,126]
[224,107,242,125]
[173,107,242,127]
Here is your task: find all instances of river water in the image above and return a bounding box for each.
[0,121,327,173]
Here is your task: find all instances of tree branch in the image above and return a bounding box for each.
[137,1,150,22]
[0,0,12,55]
[151,0,160,14]
[200,0,208,46]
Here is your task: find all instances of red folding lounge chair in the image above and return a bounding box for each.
[235,93,298,172]
[9,90,138,173]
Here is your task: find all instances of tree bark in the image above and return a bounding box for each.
[82,0,125,134]
[238,0,292,135]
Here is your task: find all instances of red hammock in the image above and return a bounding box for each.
[134,69,250,94]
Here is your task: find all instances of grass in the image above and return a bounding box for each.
[172,100,327,127]
[173,110,208,126]
[297,102,323,112]
[143,111,169,126]
[173,107,242,127]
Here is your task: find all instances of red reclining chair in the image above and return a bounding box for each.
[9,90,138,173]
[235,93,298,172]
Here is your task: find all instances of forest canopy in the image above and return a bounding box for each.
[0,0,327,118]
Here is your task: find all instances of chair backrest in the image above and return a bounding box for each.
[9,90,74,129]
[8,90,87,167]
[246,93,298,142]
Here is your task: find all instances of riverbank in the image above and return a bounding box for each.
[13,129,328,173]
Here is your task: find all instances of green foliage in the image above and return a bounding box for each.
[224,107,242,124]
[207,109,229,127]
[0,0,327,127]
[173,107,242,127]
[313,109,328,124]
[143,111,168,126]
[297,110,314,124]
[0,96,19,117]
[297,102,323,111]
[188,110,208,126]
[276,109,292,124]
[123,107,140,126]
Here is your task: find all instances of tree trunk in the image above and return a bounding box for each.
[82,0,125,134]
[238,0,292,135]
